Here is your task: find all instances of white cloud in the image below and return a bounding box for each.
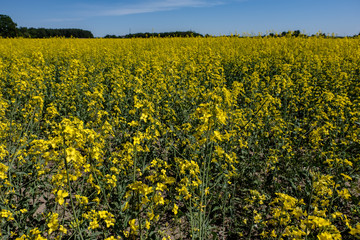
[87,0,224,17]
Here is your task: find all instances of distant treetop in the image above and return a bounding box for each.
[0,14,18,38]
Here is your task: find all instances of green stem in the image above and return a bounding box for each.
[63,141,84,240]
[305,171,314,240]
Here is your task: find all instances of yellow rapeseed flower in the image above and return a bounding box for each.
[55,190,69,205]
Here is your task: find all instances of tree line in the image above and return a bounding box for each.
[1,14,360,39]
[17,27,94,38]
[0,14,93,38]
[104,31,204,38]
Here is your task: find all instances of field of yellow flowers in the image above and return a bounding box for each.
[0,36,359,239]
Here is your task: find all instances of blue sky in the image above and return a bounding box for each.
[1,0,359,37]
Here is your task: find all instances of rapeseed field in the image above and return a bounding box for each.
[0,36,359,239]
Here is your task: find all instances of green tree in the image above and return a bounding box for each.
[0,14,17,37]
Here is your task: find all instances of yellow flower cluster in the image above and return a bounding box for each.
[0,36,359,239]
